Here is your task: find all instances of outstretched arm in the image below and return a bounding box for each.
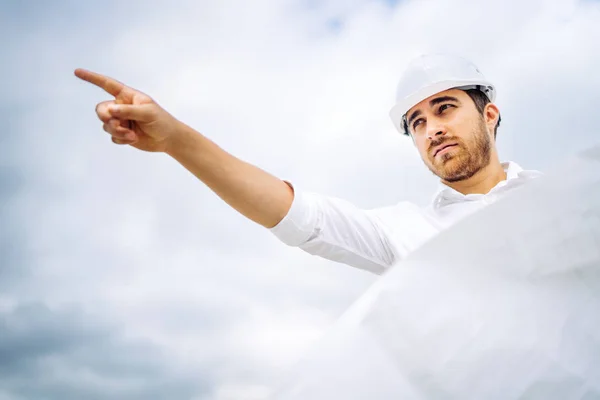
[74,68,293,228]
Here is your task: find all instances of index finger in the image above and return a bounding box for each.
[74,68,125,97]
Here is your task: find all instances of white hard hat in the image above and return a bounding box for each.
[389,54,496,136]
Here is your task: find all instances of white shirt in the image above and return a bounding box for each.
[270,162,543,275]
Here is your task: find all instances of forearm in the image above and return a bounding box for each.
[165,122,294,228]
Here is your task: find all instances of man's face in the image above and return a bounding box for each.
[405,89,496,183]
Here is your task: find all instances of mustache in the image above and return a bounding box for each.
[428,137,460,153]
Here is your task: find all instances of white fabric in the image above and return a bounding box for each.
[270,161,543,274]
[270,144,600,400]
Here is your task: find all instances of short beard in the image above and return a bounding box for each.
[427,118,492,183]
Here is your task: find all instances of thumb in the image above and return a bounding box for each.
[108,103,156,122]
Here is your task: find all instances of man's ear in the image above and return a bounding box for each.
[484,103,500,132]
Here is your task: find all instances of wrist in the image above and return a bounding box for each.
[164,121,196,156]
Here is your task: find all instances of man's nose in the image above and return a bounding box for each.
[426,119,447,141]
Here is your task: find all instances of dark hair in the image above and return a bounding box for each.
[464,88,501,138]
[403,88,502,138]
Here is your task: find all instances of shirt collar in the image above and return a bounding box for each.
[431,161,542,209]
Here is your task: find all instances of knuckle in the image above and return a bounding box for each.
[96,101,113,122]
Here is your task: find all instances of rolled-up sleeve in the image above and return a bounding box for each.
[270,185,398,275]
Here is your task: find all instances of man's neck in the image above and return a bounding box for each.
[443,159,507,195]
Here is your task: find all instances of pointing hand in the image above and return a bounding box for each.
[75,69,181,152]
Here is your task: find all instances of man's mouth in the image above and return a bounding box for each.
[434,143,458,157]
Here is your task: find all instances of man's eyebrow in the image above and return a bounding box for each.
[429,96,459,107]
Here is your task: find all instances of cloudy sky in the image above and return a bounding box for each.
[2,0,599,398]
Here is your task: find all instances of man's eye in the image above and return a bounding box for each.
[439,104,453,113]
[413,118,424,130]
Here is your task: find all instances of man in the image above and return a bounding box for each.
[75,54,541,274]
